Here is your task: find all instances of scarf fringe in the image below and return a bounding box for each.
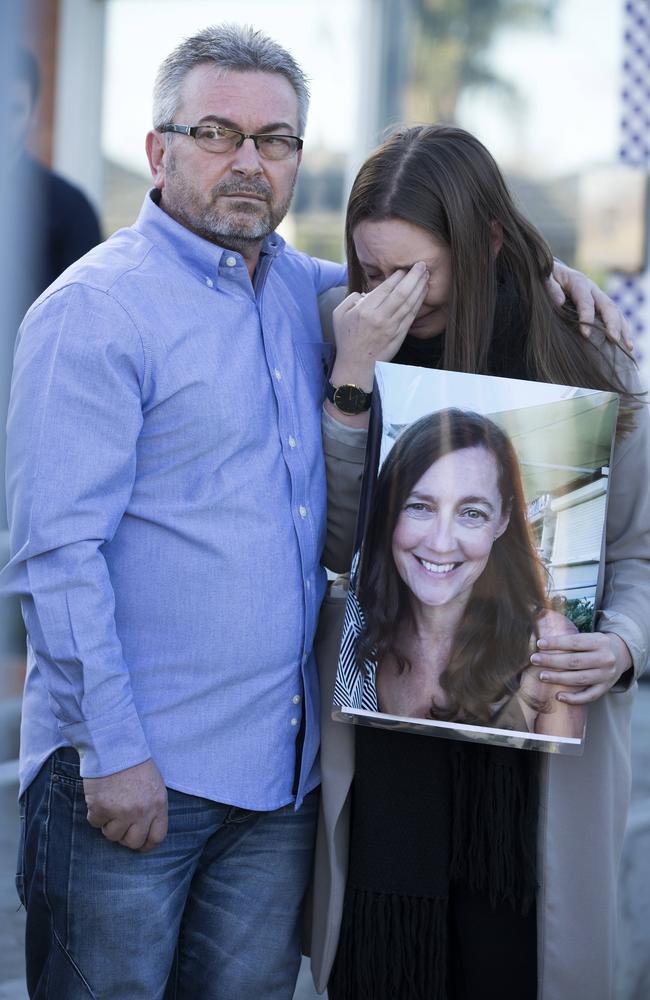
[328,885,447,1000]
[449,745,538,913]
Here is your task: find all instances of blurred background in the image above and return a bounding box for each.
[1,1,649,997]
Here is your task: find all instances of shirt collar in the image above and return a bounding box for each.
[133,189,286,288]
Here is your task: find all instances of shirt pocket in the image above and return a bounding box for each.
[295,341,334,409]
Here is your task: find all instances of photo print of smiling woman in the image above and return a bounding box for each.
[333,363,620,754]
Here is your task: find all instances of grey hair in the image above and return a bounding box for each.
[152,23,310,135]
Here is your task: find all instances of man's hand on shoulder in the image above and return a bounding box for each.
[547,261,633,349]
[83,758,168,853]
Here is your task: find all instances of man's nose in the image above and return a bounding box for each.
[230,137,264,175]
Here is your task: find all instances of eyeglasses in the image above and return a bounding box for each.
[159,123,303,161]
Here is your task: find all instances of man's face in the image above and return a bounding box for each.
[147,65,302,250]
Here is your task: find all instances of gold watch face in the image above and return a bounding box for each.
[333,384,370,415]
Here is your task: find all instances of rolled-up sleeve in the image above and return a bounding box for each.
[4,283,151,777]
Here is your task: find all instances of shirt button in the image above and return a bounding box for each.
[288,435,297,448]
[292,694,301,705]
[205,276,214,287]
[274,368,282,381]
[291,718,299,726]
[225,256,237,267]
[305,579,311,591]
[299,505,307,519]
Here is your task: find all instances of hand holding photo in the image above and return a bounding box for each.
[532,628,632,704]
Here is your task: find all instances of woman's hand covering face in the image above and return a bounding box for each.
[330,262,430,390]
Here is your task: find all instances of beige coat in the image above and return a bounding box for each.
[311,332,650,999]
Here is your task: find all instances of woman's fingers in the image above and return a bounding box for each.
[530,630,632,701]
[532,647,616,674]
[554,682,613,705]
[535,631,607,654]
[333,264,427,330]
[369,262,429,320]
[537,664,618,688]
[333,262,430,370]
[332,291,365,320]
[358,265,429,348]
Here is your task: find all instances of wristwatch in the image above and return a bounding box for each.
[326,380,372,415]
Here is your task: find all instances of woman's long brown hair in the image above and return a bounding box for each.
[345,124,633,402]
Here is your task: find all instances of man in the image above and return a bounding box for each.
[4,21,629,1000]
[6,25,353,999]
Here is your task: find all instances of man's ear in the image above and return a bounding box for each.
[490,219,504,257]
[146,130,166,190]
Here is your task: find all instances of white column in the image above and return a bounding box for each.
[346,0,413,192]
[53,0,107,212]
[346,0,384,190]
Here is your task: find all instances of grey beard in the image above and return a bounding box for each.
[206,202,276,243]
[165,198,281,251]
[174,205,274,251]
[162,161,295,250]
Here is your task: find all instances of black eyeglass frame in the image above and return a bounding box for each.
[159,123,304,159]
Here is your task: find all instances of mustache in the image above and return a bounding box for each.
[211,180,272,201]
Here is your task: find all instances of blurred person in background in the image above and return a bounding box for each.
[9,47,102,326]
[3,22,631,1000]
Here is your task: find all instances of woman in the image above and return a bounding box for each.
[308,125,650,1000]
[334,408,584,740]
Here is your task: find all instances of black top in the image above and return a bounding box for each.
[329,278,539,1000]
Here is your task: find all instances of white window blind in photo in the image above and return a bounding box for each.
[551,491,607,567]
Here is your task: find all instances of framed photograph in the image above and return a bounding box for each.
[332,363,619,754]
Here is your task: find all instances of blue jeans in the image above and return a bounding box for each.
[17,748,318,999]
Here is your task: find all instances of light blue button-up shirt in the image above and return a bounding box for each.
[5,192,346,809]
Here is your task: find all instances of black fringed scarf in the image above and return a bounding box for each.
[329,278,539,1000]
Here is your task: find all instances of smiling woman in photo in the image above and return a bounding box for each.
[335,407,583,739]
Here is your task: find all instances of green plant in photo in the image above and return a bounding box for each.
[552,596,594,633]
